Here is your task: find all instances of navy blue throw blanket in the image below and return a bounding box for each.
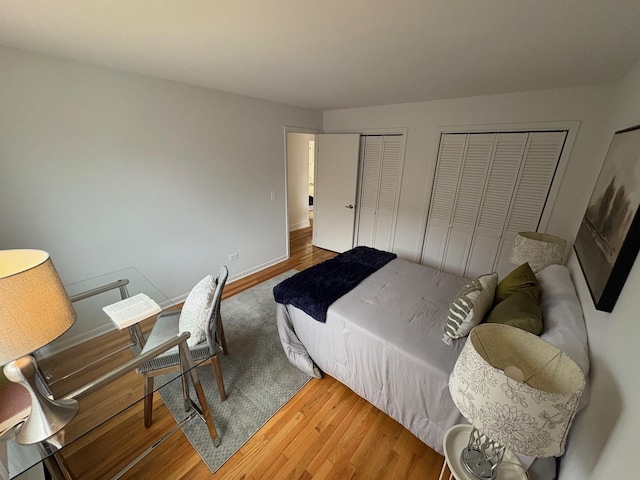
[273,246,397,322]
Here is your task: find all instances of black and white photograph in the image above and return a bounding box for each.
[575,124,640,311]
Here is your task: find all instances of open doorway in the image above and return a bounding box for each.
[286,131,315,231]
[308,137,315,226]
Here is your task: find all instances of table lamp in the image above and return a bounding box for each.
[0,249,78,444]
[449,324,585,480]
[508,232,566,273]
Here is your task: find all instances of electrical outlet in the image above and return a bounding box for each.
[270,191,277,201]
[228,252,239,261]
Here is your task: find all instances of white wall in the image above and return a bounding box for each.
[560,60,640,480]
[324,85,617,262]
[286,132,313,231]
[0,45,321,340]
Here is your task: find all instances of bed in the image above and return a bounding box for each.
[274,248,590,477]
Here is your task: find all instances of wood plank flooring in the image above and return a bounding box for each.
[48,225,446,479]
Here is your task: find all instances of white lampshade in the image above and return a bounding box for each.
[0,249,76,364]
[508,232,566,273]
[449,324,585,458]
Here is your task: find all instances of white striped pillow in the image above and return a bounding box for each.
[443,272,498,345]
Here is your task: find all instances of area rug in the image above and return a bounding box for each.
[157,270,310,473]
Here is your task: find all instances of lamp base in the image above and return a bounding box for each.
[3,355,78,444]
[460,427,505,480]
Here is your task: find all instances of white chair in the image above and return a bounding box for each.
[138,266,228,428]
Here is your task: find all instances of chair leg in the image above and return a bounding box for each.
[218,321,228,354]
[144,375,155,428]
[210,355,227,401]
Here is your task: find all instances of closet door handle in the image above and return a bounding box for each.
[345,204,354,209]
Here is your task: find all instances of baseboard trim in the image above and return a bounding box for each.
[289,220,310,231]
[227,254,289,283]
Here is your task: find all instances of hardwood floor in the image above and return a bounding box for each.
[50,225,446,479]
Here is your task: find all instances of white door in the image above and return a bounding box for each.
[356,135,405,251]
[422,130,567,278]
[465,133,527,277]
[313,133,361,253]
[441,133,495,275]
[493,131,568,276]
[422,134,466,269]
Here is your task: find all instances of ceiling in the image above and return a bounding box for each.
[1,1,639,110]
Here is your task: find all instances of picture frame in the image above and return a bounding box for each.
[574,124,640,312]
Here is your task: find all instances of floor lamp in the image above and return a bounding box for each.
[0,249,78,444]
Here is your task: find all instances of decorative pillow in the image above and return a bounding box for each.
[537,264,591,411]
[178,275,215,347]
[486,288,543,334]
[537,264,589,376]
[494,262,539,304]
[443,272,498,345]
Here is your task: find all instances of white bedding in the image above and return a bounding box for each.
[276,258,589,469]
[277,258,468,453]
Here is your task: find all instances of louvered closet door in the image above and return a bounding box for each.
[465,133,528,278]
[356,135,404,251]
[442,134,495,275]
[421,134,466,269]
[493,131,568,275]
[356,136,382,247]
[422,130,567,278]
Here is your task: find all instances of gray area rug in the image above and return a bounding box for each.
[157,270,310,473]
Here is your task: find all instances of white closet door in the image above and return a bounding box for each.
[356,136,382,247]
[353,136,367,244]
[373,136,403,249]
[355,135,404,251]
[494,131,568,275]
[421,134,466,268]
[422,130,567,278]
[465,133,527,278]
[442,134,495,276]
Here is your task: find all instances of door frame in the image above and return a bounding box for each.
[283,126,322,259]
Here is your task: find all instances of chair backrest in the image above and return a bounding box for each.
[205,265,228,353]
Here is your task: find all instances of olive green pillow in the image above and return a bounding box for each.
[495,262,539,304]
[486,288,543,334]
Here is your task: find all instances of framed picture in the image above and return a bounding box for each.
[574,124,640,312]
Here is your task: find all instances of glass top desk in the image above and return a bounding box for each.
[1,268,220,480]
